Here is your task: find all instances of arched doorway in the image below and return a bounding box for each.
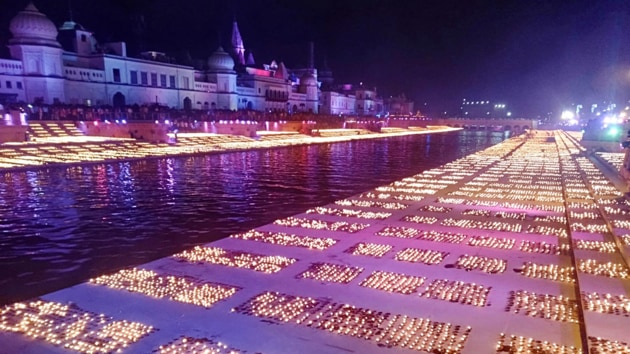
[183,97,192,111]
[247,101,253,110]
[113,92,125,108]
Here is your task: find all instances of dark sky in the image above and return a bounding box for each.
[1,0,630,116]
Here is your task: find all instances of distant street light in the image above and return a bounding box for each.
[561,110,574,120]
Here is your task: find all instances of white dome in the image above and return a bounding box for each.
[59,20,85,31]
[207,47,235,72]
[300,73,317,86]
[9,3,60,47]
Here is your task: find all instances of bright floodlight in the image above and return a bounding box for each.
[561,110,574,120]
[608,126,620,136]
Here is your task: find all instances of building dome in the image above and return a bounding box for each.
[300,73,317,86]
[207,47,235,72]
[59,20,85,31]
[9,3,60,47]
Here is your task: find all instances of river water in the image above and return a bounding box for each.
[0,130,508,305]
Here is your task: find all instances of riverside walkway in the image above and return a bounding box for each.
[1,130,629,354]
[0,124,456,171]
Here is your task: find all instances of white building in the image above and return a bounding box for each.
[0,3,385,116]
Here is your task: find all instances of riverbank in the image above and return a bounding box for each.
[1,130,629,353]
[0,125,461,172]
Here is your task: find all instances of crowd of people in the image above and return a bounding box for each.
[3,103,377,125]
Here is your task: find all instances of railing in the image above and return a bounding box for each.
[0,59,23,75]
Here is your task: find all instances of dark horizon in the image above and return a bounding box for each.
[1,0,629,117]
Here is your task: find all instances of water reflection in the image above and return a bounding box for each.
[0,130,506,304]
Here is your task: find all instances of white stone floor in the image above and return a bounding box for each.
[1,130,629,354]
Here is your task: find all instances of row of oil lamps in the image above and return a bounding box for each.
[273,216,369,233]
[345,242,392,258]
[582,292,630,316]
[376,185,438,195]
[570,222,608,234]
[306,206,391,220]
[455,255,507,274]
[359,270,426,295]
[298,262,363,284]
[335,198,408,210]
[588,336,630,353]
[495,333,580,354]
[232,291,471,354]
[574,240,616,253]
[418,230,467,244]
[526,224,568,238]
[506,290,579,323]
[418,205,453,213]
[467,235,515,250]
[420,279,490,307]
[578,259,630,278]
[395,248,448,265]
[520,262,575,283]
[158,336,243,354]
[173,246,296,274]
[0,299,154,352]
[375,225,421,239]
[441,217,523,233]
[230,229,337,251]
[402,215,439,225]
[90,268,238,308]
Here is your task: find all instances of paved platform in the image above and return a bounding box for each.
[1,130,629,353]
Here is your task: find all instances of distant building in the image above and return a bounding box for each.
[384,94,414,115]
[0,3,387,116]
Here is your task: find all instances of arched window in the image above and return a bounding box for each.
[113,92,125,107]
[183,97,192,110]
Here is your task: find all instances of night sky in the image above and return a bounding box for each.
[1,0,630,117]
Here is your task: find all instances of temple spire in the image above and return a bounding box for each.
[308,41,314,69]
[231,20,245,65]
[246,51,255,66]
[68,0,73,21]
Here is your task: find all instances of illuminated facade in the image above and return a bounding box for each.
[384,94,415,115]
[319,84,382,116]
[0,3,387,116]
